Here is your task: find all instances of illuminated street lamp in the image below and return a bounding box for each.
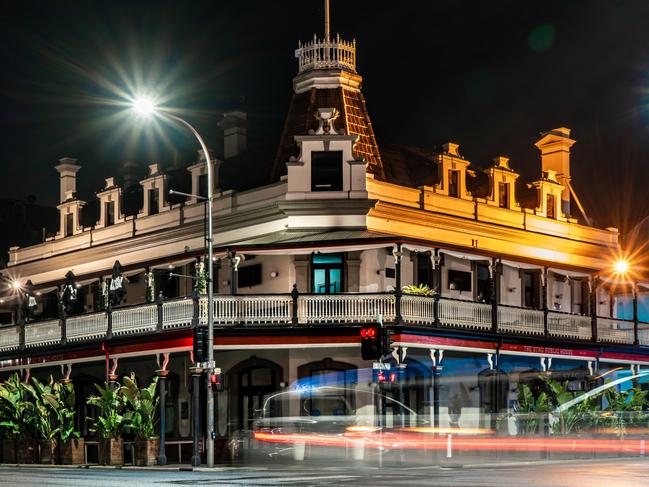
[131,97,216,468]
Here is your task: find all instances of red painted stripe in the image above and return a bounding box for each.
[215,335,359,346]
[107,336,193,355]
[600,351,649,363]
[391,334,496,350]
[500,343,598,359]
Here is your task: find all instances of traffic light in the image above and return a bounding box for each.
[210,372,224,392]
[193,325,208,364]
[360,324,383,360]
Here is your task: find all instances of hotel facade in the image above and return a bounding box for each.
[0,15,646,463]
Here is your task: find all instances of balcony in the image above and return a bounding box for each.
[0,292,644,353]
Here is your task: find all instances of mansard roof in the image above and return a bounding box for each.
[272,86,383,181]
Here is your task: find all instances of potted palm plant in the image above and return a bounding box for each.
[0,374,37,464]
[87,382,126,466]
[122,373,159,466]
[24,377,59,464]
[53,380,83,464]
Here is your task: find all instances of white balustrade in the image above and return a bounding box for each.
[298,294,395,324]
[25,319,61,348]
[547,312,592,340]
[0,326,20,351]
[295,34,356,73]
[66,312,108,341]
[112,304,158,335]
[639,322,649,346]
[597,317,634,344]
[439,299,492,330]
[163,298,194,329]
[212,295,292,325]
[497,307,544,335]
[401,295,436,325]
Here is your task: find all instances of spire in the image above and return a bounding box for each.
[324,0,330,40]
[295,0,356,75]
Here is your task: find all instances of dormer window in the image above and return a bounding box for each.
[546,193,556,219]
[148,189,159,215]
[311,151,343,191]
[498,182,509,209]
[448,170,459,197]
[105,202,115,226]
[65,213,74,237]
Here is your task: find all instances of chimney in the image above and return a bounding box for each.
[218,111,247,159]
[54,157,81,203]
[534,127,576,216]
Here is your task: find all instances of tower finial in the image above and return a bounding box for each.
[324,0,330,40]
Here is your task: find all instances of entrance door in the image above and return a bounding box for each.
[237,366,279,431]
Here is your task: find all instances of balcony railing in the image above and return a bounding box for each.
[438,298,491,331]
[0,291,645,353]
[597,317,635,344]
[547,311,592,340]
[208,295,292,325]
[497,305,544,335]
[298,293,395,324]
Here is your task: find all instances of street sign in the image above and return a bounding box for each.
[197,361,220,372]
[373,362,390,370]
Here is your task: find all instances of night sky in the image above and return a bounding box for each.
[2,0,649,237]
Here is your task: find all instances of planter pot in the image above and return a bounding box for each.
[1,439,16,463]
[134,439,159,466]
[38,439,57,464]
[99,438,123,466]
[15,438,37,464]
[60,438,85,465]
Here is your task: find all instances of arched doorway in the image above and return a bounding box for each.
[227,357,283,433]
[297,358,357,417]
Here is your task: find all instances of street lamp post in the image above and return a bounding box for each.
[132,99,216,467]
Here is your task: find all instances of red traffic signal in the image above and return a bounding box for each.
[360,324,383,360]
[210,372,224,392]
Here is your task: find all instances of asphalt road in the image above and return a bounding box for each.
[0,459,648,487]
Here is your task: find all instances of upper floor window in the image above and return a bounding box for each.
[65,213,74,237]
[105,201,115,226]
[312,151,343,191]
[448,170,459,197]
[198,174,208,199]
[475,263,491,303]
[546,193,556,219]
[312,253,343,293]
[416,253,433,288]
[148,189,159,215]
[498,182,509,209]
[522,270,540,309]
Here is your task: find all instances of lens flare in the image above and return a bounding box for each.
[613,259,629,275]
[132,96,156,116]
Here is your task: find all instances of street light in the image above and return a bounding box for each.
[131,97,216,468]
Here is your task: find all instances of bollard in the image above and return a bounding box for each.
[446,434,452,459]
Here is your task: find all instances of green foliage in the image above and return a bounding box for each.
[121,373,159,440]
[87,382,126,439]
[23,376,59,440]
[512,381,552,435]
[195,261,207,294]
[52,380,80,443]
[402,284,436,297]
[0,373,34,438]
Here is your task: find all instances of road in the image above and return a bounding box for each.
[0,459,648,486]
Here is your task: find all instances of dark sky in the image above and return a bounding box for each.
[2,0,649,236]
